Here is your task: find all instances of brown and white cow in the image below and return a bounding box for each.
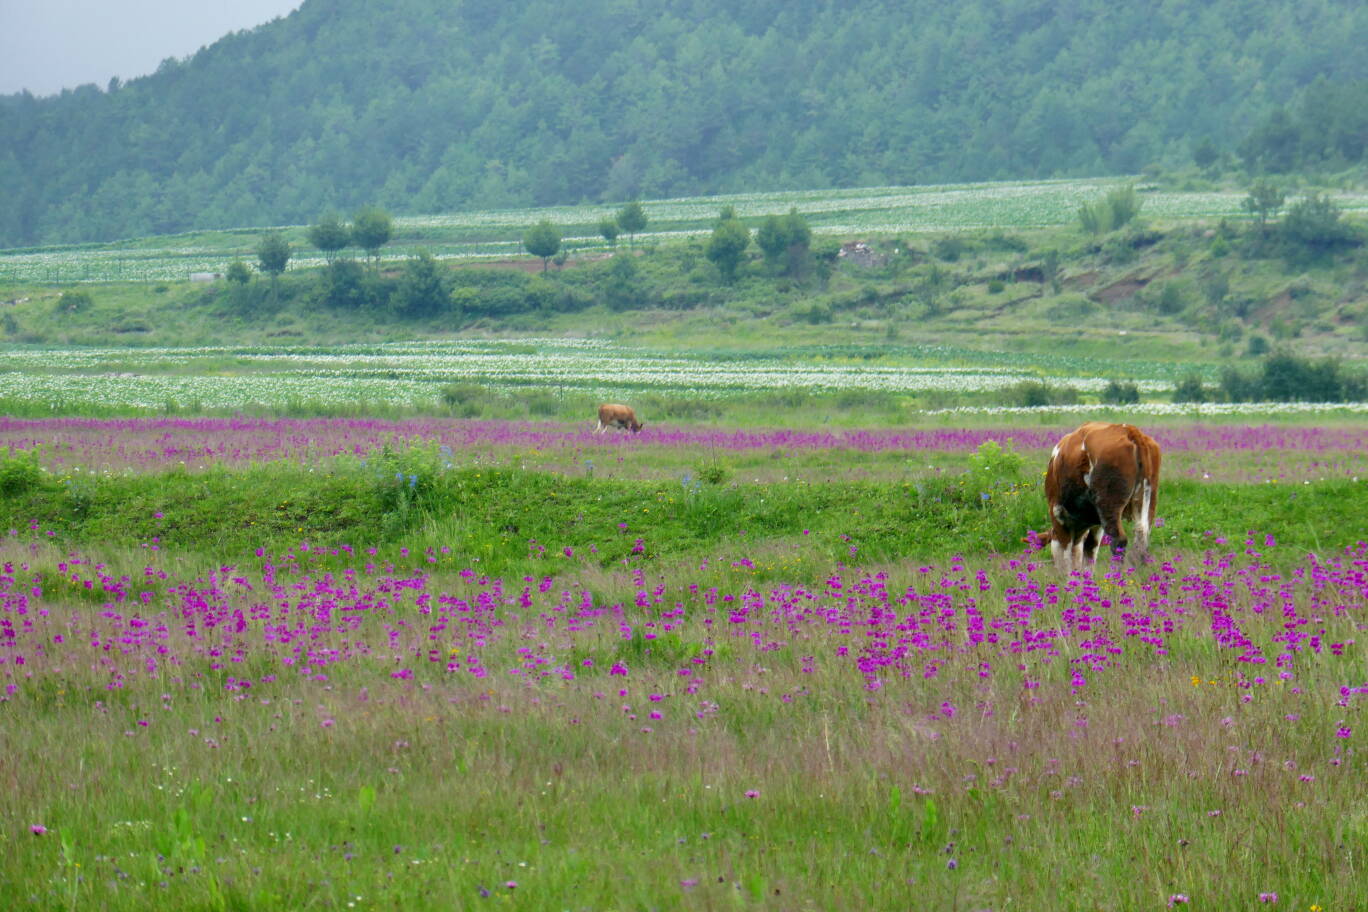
[1042,421,1161,574]
[595,403,644,433]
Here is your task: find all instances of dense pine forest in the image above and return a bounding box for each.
[3,0,1368,248]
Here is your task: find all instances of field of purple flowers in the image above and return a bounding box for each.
[0,417,1363,909]
[5,416,1368,483]
[2,518,1362,908]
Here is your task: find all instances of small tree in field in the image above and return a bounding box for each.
[1243,179,1285,233]
[755,207,812,276]
[352,206,393,268]
[706,212,750,283]
[256,232,291,304]
[256,233,291,276]
[307,213,352,263]
[225,260,252,284]
[780,209,812,275]
[523,220,562,274]
[392,251,451,317]
[598,216,620,247]
[616,201,647,248]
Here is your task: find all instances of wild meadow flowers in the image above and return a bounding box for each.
[5,416,1368,484]
[0,412,1363,908]
[1,516,1362,906]
[8,524,1361,712]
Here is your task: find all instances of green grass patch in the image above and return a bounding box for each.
[4,450,1366,575]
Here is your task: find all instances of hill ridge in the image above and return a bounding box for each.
[3,0,1368,246]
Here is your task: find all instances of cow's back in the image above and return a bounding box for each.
[597,403,639,429]
[599,403,628,423]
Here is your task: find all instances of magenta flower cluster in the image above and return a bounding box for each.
[4,417,1368,479]
[1,528,1362,756]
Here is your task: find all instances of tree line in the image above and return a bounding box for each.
[1174,353,1368,404]
[225,202,817,317]
[1014,350,1368,409]
[1233,79,1368,175]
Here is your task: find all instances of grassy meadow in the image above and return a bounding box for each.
[0,419,1364,910]
[1,176,1365,909]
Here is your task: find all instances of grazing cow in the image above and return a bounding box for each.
[596,403,643,433]
[1042,421,1161,574]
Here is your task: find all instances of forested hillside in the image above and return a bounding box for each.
[3,0,1368,247]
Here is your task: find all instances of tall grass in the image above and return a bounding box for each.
[0,430,1363,909]
[1,527,1361,909]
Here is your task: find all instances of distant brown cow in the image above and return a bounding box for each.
[596,403,643,433]
[1042,421,1161,574]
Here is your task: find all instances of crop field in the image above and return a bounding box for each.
[4,338,1368,421]
[0,338,1148,403]
[0,339,1161,412]
[6,178,1368,284]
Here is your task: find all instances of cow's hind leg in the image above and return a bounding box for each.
[1129,480,1154,563]
[1079,527,1101,571]
[1051,534,1074,574]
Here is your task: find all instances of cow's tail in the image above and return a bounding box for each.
[1123,426,1159,540]
[1123,426,1156,483]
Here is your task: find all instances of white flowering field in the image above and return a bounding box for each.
[6,179,1368,284]
[0,339,1071,409]
[0,338,1362,416]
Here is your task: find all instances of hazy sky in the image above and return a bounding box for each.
[0,1,303,96]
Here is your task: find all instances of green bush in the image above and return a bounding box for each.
[695,461,730,485]
[1101,380,1141,404]
[1099,234,1138,264]
[461,284,531,316]
[225,260,252,284]
[1155,282,1186,315]
[391,251,451,317]
[1172,375,1209,403]
[1280,194,1359,255]
[1079,184,1142,234]
[318,259,373,309]
[792,302,833,324]
[56,290,93,313]
[1001,380,1079,407]
[440,383,487,416]
[985,231,1029,253]
[966,439,1024,492]
[0,450,44,496]
[932,236,970,261]
[1216,352,1366,402]
[601,253,645,311]
[1260,351,1351,402]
